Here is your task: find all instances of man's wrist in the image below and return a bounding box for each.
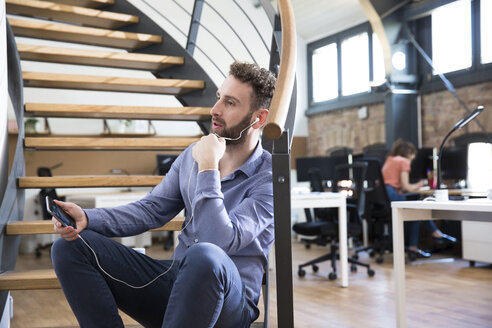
[197,161,218,173]
[198,168,217,174]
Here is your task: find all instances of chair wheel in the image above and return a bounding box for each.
[298,268,306,277]
[350,264,357,272]
[312,264,319,272]
[376,256,384,264]
[305,244,311,249]
[328,272,337,280]
[369,251,376,258]
[367,268,375,277]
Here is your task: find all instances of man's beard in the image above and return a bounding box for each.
[212,111,254,146]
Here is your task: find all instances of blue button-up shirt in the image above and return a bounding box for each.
[84,141,274,318]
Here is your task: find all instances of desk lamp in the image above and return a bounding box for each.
[437,105,484,189]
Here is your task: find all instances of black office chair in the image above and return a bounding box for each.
[352,157,393,264]
[297,168,337,250]
[293,162,375,280]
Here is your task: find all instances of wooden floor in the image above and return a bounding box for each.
[9,237,492,328]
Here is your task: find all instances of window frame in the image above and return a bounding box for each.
[418,0,492,93]
[307,22,384,116]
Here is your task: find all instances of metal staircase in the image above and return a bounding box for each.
[1,0,297,326]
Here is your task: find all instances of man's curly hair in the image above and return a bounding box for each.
[229,61,277,112]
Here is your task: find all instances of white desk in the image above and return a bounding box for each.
[391,199,492,328]
[292,192,348,287]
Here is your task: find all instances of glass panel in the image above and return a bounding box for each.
[432,0,472,74]
[481,0,492,64]
[372,33,386,86]
[341,33,370,96]
[312,43,338,102]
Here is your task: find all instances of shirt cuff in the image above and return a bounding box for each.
[195,169,222,195]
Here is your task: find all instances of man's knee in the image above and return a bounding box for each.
[51,230,95,271]
[181,242,228,275]
[51,237,80,275]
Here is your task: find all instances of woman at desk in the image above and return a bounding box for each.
[382,139,456,261]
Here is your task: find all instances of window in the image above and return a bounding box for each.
[312,43,338,102]
[372,33,386,86]
[341,33,369,95]
[481,0,492,64]
[432,0,472,74]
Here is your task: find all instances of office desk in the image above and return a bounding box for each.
[391,199,492,328]
[418,188,487,198]
[292,192,348,287]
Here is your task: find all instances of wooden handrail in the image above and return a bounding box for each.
[263,0,297,140]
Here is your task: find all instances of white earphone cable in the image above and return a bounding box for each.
[78,161,197,288]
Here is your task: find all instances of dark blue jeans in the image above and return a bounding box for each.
[385,185,438,247]
[51,230,252,328]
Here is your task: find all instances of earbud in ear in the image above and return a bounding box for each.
[254,117,260,123]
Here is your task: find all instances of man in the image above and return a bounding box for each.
[51,61,277,328]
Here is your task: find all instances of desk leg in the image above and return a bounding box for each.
[392,207,406,328]
[338,198,348,288]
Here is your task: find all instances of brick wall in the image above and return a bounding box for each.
[307,81,492,155]
[421,82,492,148]
[307,102,385,155]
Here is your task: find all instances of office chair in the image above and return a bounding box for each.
[297,168,337,250]
[293,162,375,280]
[362,143,389,165]
[352,158,393,264]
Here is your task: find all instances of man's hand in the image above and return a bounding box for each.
[52,200,88,241]
[192,134,226,172]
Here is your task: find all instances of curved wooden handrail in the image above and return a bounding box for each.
[263,0,297,140]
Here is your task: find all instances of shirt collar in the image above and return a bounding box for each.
[224,140,264,180]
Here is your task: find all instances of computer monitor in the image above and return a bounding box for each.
[410,148,434,182]
[440,146,468,180]
[295,155,349,182]
[156,154,178,175]
[409,146,468,182]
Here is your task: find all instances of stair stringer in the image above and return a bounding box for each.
[0,21,25,317]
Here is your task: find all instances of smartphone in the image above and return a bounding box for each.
[46,196,77,229]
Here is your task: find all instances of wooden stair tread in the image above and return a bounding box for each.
[6,217,185,235]
[47,0,114,8]
[24,136,199,150]
[18,175,165,188]
[22,71,205,95]
[8,17,161,49]
[0,269,60,290]
[25,103,210,120]
[17,44,184,71]
[7,0,139,29]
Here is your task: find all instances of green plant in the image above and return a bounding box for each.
[24,118,39,133]
[119,119,133,127]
